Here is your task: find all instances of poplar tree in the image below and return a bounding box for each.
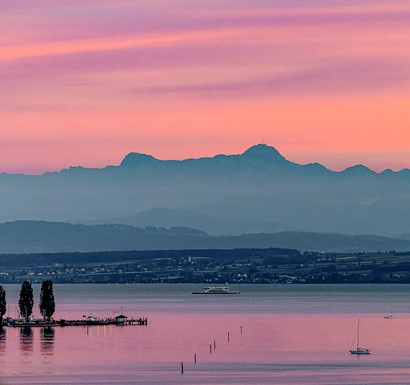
[0,285,6,321]
[40,280,55,320]
[19,281,34,321]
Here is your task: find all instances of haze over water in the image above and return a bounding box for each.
[0,284,410,384]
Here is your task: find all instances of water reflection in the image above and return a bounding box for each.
[0,326,6,356]
[20,326,33,354]
[40,327,55,356]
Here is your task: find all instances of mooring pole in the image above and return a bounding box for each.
[181,362,184,374]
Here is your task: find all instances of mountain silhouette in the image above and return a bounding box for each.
[0,144,409,238]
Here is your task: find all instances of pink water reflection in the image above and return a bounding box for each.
[1,285,410,384]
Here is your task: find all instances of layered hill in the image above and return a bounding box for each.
[1,221,410,254]
[1,144,410,237]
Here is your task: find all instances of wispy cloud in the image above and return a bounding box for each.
[125,58,409,99]
[0,0,409,173]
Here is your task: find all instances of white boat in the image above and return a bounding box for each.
[349,319,371,355]
[192,286,240,294]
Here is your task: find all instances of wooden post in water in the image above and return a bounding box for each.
[194,353,197,363]
[181,362,184,374]
[240,325,243,334]
[210,344,212,354]
[228,332,230,342]
[214,340,216,350]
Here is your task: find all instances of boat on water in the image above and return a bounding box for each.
[349,319,371,355]
[192,286,240,294]
[384,315,395,319]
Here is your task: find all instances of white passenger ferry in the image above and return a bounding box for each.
[192,286,240,294]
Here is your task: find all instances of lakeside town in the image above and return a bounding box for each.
[1,248,410,284]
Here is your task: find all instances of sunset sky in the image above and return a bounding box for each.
[1,0,409,174]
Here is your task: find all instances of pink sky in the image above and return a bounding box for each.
[1,0,409,174]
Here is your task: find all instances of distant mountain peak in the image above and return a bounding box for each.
[341,164,375,175]
[241,144,287,162]
[120,144,290,168]
[120,152,158,167]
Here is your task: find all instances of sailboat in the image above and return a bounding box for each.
[349,319,371,355]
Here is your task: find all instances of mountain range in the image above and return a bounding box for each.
[84,207,299,235]
[1,144,410,241]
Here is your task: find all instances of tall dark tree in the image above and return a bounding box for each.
[19,281,34,321]
[40,280,55,320]
[0,285,6,321]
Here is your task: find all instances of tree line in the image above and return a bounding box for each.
[0,280,55,322]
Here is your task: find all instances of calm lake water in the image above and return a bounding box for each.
[1,284,410,384]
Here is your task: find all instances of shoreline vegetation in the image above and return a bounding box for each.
[1,248,410,284]
[0,280,147,328]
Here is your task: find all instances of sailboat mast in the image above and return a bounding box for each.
[349,319,370,354]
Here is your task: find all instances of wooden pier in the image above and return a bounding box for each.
[3,316,147,328]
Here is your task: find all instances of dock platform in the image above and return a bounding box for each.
[3,317,147,328]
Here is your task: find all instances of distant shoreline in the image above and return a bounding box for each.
[1,248,409,285]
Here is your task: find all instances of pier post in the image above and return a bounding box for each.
[228,332,230,342]
[181,362,184,374]
[194,353,197,363]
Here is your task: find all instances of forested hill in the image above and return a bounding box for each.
[0,247,301,267]
[2,220,410,254]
